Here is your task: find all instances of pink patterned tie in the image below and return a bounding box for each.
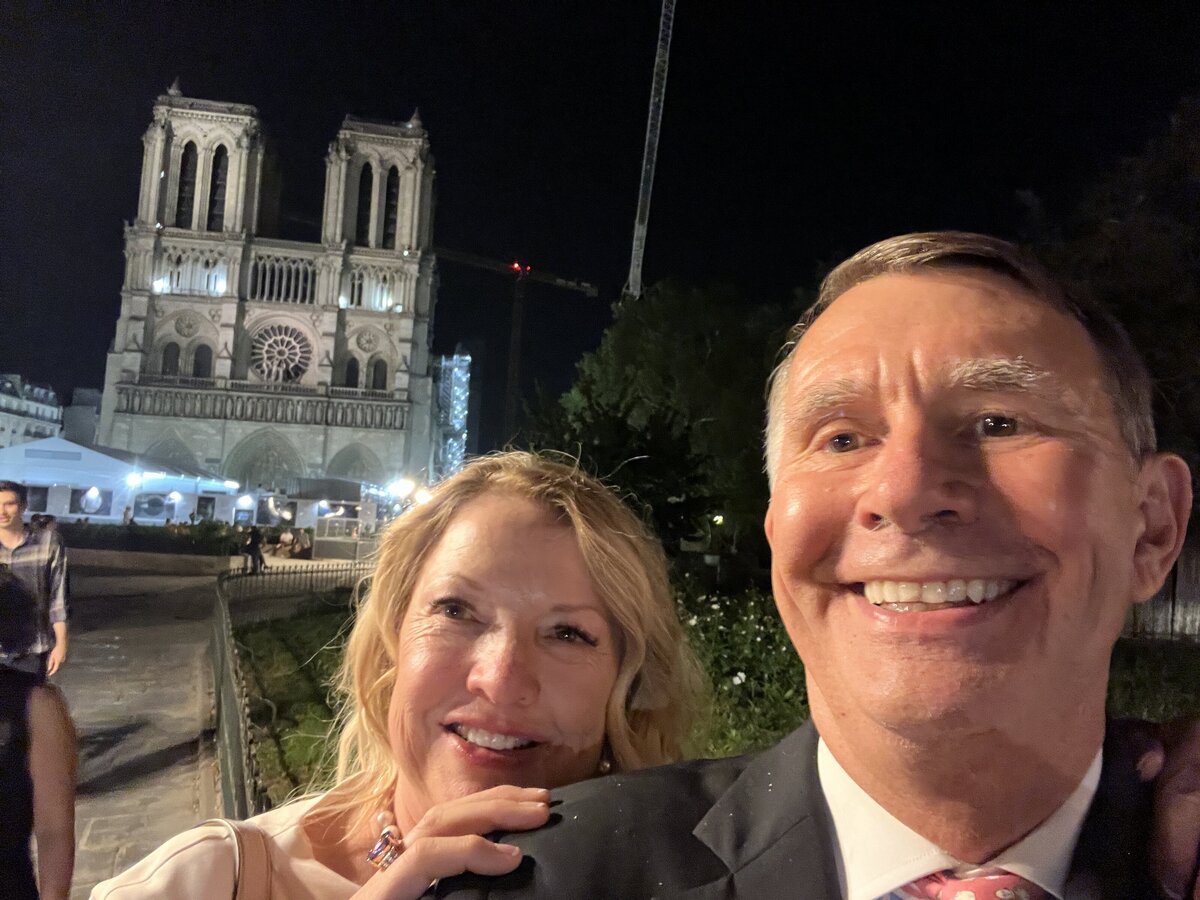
[899,867,1050,899]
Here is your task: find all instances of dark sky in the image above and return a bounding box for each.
[4,2,1200,448]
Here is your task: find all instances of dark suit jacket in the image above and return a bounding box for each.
[436,721,1157,899]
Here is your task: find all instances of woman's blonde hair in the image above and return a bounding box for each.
[330,451,705,832]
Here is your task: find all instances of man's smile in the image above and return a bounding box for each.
[856,578,1024,610]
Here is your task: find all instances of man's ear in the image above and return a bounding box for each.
[1132,453,1193,603]
[764,499,776,549]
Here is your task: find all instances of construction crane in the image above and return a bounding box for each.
[621,0,676,303]
[434,246,599,440]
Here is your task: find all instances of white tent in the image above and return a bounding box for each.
[0,437,238,523]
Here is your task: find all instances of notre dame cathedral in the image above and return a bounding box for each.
[97,83,439,490]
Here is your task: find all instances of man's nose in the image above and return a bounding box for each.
[857,421,980,533]
[466,632,539,707]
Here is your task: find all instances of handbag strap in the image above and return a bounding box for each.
[202,817,273,900]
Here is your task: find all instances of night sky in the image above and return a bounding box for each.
[4,3,1200,448]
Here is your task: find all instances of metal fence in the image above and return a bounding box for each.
[211,562,373,818]
[219,562,374,604]
[1125,544,1200,640]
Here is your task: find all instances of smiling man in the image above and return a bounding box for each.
[442,233,1197,900]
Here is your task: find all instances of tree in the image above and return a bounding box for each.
[1024,96,1200,495]
[524,280,804,565]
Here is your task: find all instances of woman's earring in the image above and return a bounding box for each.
[597,742,613,775]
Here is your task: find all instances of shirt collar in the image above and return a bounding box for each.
[817,737,1102,900]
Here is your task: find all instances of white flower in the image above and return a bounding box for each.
[732,671,746,686]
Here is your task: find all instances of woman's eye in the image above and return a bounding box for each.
[433,599,468,619]
[825,432,860,453]
[976,414,1020,438]
[552,625,598,647]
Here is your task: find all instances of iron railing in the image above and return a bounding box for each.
[211,562,373,817]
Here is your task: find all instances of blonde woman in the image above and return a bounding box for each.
[92,452,705,899]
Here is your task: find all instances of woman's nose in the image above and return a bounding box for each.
[465,633,539,707]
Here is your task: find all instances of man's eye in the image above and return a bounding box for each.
[553,625,598,647]
[825,432,860,453]
[976,415,1019,438]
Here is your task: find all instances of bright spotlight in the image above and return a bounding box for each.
[125,472,143,488]
[167,491,183,503]
[236,494,254,509]
[413,488,433,505]
[387,478,416,499]
[223,480,240,489]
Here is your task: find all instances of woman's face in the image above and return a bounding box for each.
[388,492,620,825]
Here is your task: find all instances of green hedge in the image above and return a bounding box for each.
[60,520,238,556]
[237,583,1200,802]
[59,521,314,557]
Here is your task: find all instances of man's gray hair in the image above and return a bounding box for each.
[764,232,1156,485]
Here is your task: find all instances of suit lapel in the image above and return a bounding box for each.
[680,721,841,899]
[1064,726,1155,900]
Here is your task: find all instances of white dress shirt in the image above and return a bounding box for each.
[816,738,1103,900]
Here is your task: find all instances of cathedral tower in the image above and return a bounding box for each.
[98,87,437,492]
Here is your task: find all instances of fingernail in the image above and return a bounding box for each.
[1136,753,1161,781]
[521,800,549,809]
[498,843,521,857]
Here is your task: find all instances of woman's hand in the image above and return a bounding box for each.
[350,785,551,900]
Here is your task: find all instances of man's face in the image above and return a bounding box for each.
[765,270,1154,736]
[0,491,25,528]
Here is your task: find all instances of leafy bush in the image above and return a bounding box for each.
[235,593,350,805]
[59,520,239,556]
[238,584,1200,805]
[678,580,808,757]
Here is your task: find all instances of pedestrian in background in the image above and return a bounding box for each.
[0,481,69,680]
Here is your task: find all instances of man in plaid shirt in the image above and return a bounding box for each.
[0,480,69,680]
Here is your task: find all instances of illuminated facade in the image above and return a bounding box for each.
[97,85,438,490]
[0,376,62,449]
[434,352,471,478]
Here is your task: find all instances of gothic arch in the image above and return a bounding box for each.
[354,161,373,247]
[224,429,306,491]
[175,141,198,228]
[191,343,214,378]
[343,355,360,388]
[383,165,400,249]
[326,443,383,485]
[160,342,181,375]
[368,355,389,391]
[142,432,200,472]
[207,144,229,231]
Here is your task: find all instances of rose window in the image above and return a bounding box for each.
[251,324,312,382]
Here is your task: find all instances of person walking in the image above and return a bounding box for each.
[0,482,69,681]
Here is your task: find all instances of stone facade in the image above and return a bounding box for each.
[98,87,438,489]
[0,375,62,449]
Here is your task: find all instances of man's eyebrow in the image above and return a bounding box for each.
[945,357,1069,399]
[783,378,869,427]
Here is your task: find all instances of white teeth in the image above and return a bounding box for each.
[454,726,535,751]
[863,579,1017,608]
[920,582,947,603]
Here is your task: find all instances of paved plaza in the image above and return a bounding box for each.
[55,573,219,898]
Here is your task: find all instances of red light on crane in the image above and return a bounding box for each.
[510,261,522,272]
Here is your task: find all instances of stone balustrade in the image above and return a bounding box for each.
[116,378,410,430]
